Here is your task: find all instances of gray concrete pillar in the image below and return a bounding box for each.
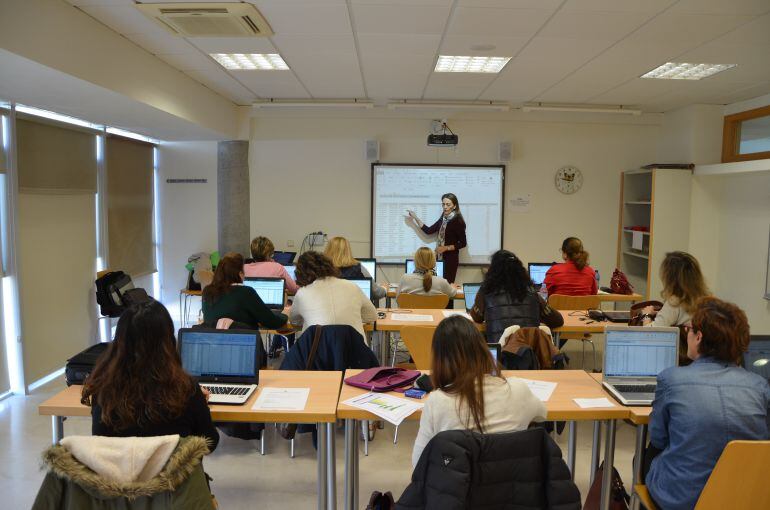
[217,141,250,256]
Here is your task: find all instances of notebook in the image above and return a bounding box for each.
[344,277,372,299]
[273,251,296,265]
[243,277,285,310]
[528,262,555,286]
[602,326,679,406]
[178,328,261,405]
[358,258,376,279]
[463,283,482,312]
[405,259,444,279]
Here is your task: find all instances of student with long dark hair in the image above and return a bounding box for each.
[411,315,546,466]
[471,249,563,343]
[202,252,288,330]
[544,237,597,296]
[407,193,467,283]
[82,300,219,451]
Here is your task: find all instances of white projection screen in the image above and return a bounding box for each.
[372,164,505,265]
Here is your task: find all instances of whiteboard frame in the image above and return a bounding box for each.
[370,163,506,266]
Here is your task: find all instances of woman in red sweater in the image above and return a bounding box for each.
[544,237,597,296]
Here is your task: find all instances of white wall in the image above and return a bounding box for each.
[249,112,662,285]
[657,104,724,165]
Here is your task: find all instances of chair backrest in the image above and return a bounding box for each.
[401,326,435,370]
[695,440,770,509]
[198,269,214,288]
[547,294,600,310]
[397,293,450,309]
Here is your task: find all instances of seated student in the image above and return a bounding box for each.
[243,236,299,293]
[324,236,386,300]
[202,252,288,330]
[289,251,377,339]
[412,315,547,466]
[471,249,563,343]
[543,237,598,296]
[641,251,710,327]
[644,297,770,510]
[82,299,219,452]
[396,247,457,299]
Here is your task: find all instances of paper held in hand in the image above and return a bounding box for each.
[342,392,424,426]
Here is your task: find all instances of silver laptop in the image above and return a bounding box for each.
[243,277,285,310]
[462,283,481,312]
[602,325,679,406]
[405,258,444,279]
[528,262,554,288]
[178,328,261,405]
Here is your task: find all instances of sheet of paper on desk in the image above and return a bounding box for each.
[514,378,557,402]
[390,313,434,322]
[573,397,615,409]
[343,392,424,426]
[632,230,644,251]
[442,310,472,320]
[252,388,310,411]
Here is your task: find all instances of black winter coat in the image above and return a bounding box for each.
[396,428,581,510]
[280,325,378,372]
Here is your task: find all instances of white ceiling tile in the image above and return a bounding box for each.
[351,0,451,5]
[561,0,677,13]
[439,35,531,56]
[353,4,451,34]
[232,70,310,98]
[156,52,221,72]
[360,54,435,99]
[588,78,681,105]
[285,53,364,97]
[516,37,611,61]
[630,13,754,45]
[709,13,770,46]
[253,0,346,5]
[538,11,655,41]
[668,0,770,16]
[357,34,440,56]
[424,74,498,100]
[448,7,553,38]
[186,37,277,54]
[184,69,257,104]
[79,4,167,35]
[66,0,133,5]
[272,34,356,55]
[124,32,194,55]
[254,3,352,35]
[458,0,563,8]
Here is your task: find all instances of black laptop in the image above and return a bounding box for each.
[273,251,296,265]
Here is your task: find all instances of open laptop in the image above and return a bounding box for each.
[463,283,482,312]
[358,258,376,278]
[528,262,555,287]
[178,328,261,405]
[344,277,372,299]
[243,277,285,310]
[744,335,770,382]
[273,251,296,265]
[405,259,444,279]
[284,264,297,282]
[602,325,679,406]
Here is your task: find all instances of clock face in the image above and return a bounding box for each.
[555,166,583,194]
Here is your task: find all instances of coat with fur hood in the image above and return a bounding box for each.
[32,436,214,510]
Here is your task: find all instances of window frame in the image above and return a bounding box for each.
[722,104,770,163]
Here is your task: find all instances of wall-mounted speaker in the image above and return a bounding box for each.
[498,141,512,162]
[365,140,380,161]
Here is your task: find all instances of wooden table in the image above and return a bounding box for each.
[597,292,644,304]
[337,369,628,510]
[39,371,343,510]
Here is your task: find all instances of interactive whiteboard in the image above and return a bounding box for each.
[372,164,504,264]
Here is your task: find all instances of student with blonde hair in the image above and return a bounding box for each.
[641,251,710,327]
[324,236,386,300]
[243,236,298,293]
[397,247,457,299]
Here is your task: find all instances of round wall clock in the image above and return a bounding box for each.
[554,166,583,194]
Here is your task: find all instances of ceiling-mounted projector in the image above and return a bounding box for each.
[428,120,458,147]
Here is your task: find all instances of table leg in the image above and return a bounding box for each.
[325,422,337,510]
[378,331,391,366]
[317,424,328,510]
[600,420,617,510]
[344,419,359,510]
[590,421,602,485]
[567,421,577,479]
[51,416,64,445]
[631,424,648,510]
[260,431,266,455]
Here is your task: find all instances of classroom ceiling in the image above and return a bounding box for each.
[65,0,770,113]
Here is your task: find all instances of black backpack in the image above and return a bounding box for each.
[95,271,134,317]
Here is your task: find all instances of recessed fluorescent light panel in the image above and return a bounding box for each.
[211,53,289,70]
[641,62,736,80]
[435,55,511,73]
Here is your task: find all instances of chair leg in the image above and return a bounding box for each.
[362,420,369,457]
[290,438,295,458]
[393,425,399,445]
[581,340,586,369]
[588,339,597,372]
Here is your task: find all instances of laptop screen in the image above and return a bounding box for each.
[463,283,481,311]
[243,277,285,308]
[604,328,678,378]
[405,259,444,279]
[359,258,376,278]
[179,329,258,380]
[345,277,372,299]
[284,265,297,282]
[744,335,770,381]
[528,263,554,285]
[273,251,296,265]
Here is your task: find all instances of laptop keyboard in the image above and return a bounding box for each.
[615,384,657,394]
[202,385,250,396]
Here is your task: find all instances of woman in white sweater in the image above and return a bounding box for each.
[411,315,547,467]
[397,247,458,299]
[289,251,377,339]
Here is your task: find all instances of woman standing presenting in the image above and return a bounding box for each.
[407,193,467,283]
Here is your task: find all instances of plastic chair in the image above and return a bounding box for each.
[547,294,601,371]
[400,326,435,370]
[633,440,770,510]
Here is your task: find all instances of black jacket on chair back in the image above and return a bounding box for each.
[280,325,378,371]
[395,428,581,510]
[484,289,541,343]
